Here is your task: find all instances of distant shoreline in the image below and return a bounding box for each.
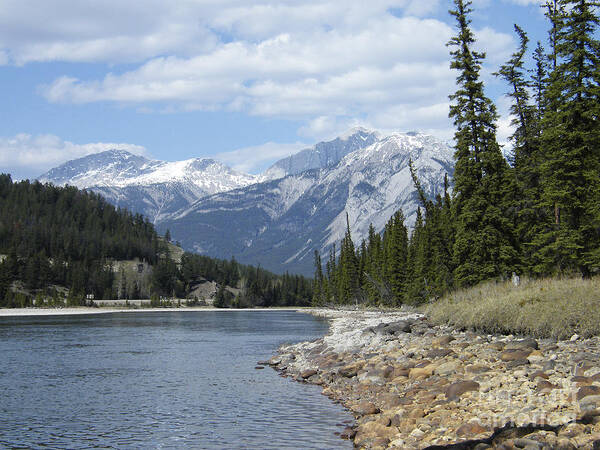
[0,306,309,317]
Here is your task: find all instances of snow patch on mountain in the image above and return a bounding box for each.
[159,130,454,275]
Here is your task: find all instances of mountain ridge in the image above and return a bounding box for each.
[38,129,455,275]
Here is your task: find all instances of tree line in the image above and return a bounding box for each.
[0,175,161,306]
[313,0,600,306]
[0,175,313,307]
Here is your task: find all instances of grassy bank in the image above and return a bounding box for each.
[424,276,600,339]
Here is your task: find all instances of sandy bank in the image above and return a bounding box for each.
[268,309,600,449]
[0,306,307,317]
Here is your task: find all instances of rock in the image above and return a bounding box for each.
[578,385,600,401]
[572,375,593,386]
[436,360,462,376]
[379,394,410,409]
[537,379,558,393]
[254,366,265,369]
[445,380,480,401]
[500,348,533,361]
[489,342,505,351]
[256,360,269,365]
[340,426,356,440]
[426,348,455,359]
[530,371,549,380]
[506,359,531,368]
[432,335,455,347]
[351,401,380,416]
[513,437,544,448]
[579,395,600,417]
[367,320,412,336]
[300,369,317,379]
[558,423,586,438]
[456,422,489,437]
[506,339,539,350]
[410,428,425,439]
[570,334,580,342]
[268,356,282,365]
[393,367,410,378]
[339,363,362,378]
[354,421,398,447]
[409,364,436,379]
[466,364,491,374]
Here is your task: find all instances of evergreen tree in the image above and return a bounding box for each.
[406,208,428,303]
[533,0,600,274]
[337,213,359,303]
[385,211,409,304]
[312,250,324,305]
[447,0,518,287]
[495,25,543,271]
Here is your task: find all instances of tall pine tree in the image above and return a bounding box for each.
[448,0,518,287]
[533,0,600,274]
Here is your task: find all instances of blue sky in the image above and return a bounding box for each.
[0,0,550,180]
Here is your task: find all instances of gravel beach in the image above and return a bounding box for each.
[268,309,600,449]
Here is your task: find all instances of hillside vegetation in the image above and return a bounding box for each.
[0,175,312,307]
[425,277,600,339]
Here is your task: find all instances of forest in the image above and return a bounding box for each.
[313,0,600,306]
[0,175,312,307]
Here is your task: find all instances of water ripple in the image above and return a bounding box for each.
[0,311,352,449]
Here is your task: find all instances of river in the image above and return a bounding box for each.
[0,310,353,449]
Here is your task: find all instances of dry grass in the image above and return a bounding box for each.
[424,276,600,339]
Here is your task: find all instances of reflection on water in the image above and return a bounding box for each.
[0,311,353,449]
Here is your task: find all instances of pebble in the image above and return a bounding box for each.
[267,309,600,449]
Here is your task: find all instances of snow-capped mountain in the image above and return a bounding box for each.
[159,131,454,275]
[262,127,381,180]
[38,129,455,275]
[38,150,258,223]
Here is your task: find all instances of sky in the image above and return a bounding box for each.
[0,0,551,180]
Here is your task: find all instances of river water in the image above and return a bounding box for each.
[0,311,353,449]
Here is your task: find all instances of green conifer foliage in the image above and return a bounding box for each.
[534,0,600,274]
[385,211,409,304]
[448,0,518,287]
[338,213,359,303]
[312,249,324,305]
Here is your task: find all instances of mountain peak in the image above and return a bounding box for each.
[338,126,378,140]
[262,128,382,180]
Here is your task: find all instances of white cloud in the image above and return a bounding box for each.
[39,12,481,141]
[215,141,307,173]
[0,133,146,179]
[2,1,520,145]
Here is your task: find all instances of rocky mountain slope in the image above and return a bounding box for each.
[159,132,454,275]
[38,150,258,223]
[262,127,382,180]
[38,129,454,275]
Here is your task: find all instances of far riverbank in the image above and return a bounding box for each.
[0,306,308,317]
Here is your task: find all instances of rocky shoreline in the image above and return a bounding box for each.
[264,309,600,449]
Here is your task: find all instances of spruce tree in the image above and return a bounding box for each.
[406,208,428,303]
[312,250,324,305]
[448,0,518,287]
[533,0,600,274]
[338,213,359,304]
[386,211,409,304]
[495,25,544,271]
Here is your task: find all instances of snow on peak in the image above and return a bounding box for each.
[38,150,258,195]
